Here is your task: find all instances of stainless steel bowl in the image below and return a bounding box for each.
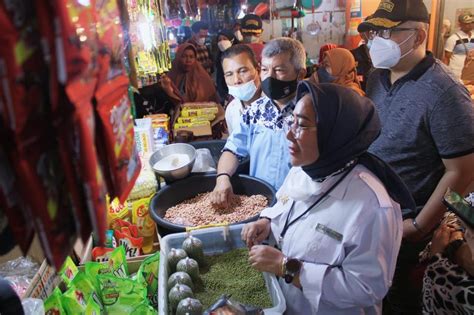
[149,143,196,181]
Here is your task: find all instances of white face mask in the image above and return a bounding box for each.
[218,40,232,52]
[228,79,258,102]
[369,33,416,69]
[234,30,243,42]
[197,37,206,46]
[366,40,373,49]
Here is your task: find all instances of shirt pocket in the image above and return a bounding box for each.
[303,223,345,266]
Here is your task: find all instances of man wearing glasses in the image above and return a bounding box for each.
[358,0,474,313]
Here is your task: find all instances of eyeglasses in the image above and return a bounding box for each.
[367,28,418,40]
[283,119,317,139]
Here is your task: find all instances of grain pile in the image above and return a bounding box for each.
[164,193,267,226]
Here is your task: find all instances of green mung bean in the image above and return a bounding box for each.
[194,248,273,309]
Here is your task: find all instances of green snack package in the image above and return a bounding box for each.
[71,271,103,310]
[61,286,88,314]
[137,251,160,308]
[85,298,102,315]
[85,246,129,290]
[132,302,157,314]
[99,274,149,315]
[60,256,79,287]
[44,288,66,315]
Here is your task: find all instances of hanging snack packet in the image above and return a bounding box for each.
[98,275,149,315]
[60,256,79,287]
[44,288,66,315]
[53,0,109,246]
[137,251,160,308]
[0,0,78,268]
[94,75,141,203]
[131,195,156,254]
[34,0,92,244]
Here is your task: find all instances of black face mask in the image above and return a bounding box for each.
[261,76,298,100]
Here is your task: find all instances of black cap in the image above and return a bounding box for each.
[358,0,429,32]
[241,14,263,34]
[191,21,209,33]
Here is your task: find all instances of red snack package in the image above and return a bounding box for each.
[53,0,109,245]
[114,227,143,258]
[93,0,140,202]
[92,247,115,262]
[34,0,92,243]
[0,1,78,268]
[95,75,141,203]
[94,0,127,85]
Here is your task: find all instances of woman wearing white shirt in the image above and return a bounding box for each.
[242,81,416,314]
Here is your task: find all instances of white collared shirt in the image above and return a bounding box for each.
[260,165,403,315]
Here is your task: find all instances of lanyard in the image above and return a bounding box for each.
[278,164,356,247]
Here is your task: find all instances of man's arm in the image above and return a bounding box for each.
[443,51,453,65]
[210,151,239,208]
[404,153,474,240]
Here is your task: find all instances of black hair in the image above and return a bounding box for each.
[220,44,258,68]
[191,21,209,33]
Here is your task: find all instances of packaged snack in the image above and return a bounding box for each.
[105,229,117,248]
[60,256,79,287]
[177,115,216,124]
[114,226,144,258]
[0,0,78,268]
[71,271,103,310]
[98,275,149,314]
[137,251,160,308]
[127,168,157,201]
[91,247,114,263]
[85,298,102,315]
[86,245,129,291]
[134,118,154,155]
[131,195,156,254]
[61,286,87,314]
[174,121,211,129]
[180,108,218,117]
[107,196,130,230]
[95,76,141,203]
[44,288,66,315]
[54,0,108,246]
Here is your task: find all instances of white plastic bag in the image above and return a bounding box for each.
[192,148,216,173]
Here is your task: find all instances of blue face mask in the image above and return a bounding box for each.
[317,67,336,83]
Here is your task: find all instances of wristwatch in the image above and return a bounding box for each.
[282,256,303,284]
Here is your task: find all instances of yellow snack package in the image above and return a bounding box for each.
[130,195,156,254]
[107,195,130,230]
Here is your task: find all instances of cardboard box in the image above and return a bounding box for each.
[23,259,61,300]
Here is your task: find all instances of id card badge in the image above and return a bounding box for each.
[315,223,343,242]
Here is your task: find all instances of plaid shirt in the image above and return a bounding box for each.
[187,38,213,74]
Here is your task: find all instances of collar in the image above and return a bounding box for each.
[381,51,435,87]
[269,96,296,113]
[458,30,472,38]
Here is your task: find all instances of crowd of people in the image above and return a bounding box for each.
[143,0,473,313]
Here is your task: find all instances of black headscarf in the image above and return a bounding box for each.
[298,81,416,217]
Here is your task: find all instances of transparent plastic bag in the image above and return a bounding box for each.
[192,148,216,173]
[204,294,263,315]
[22,298,44,315]
[0,257,39,298]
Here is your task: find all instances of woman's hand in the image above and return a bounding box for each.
[241,218,271,248]
[248,245,284,276]
[430,224,456,255]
